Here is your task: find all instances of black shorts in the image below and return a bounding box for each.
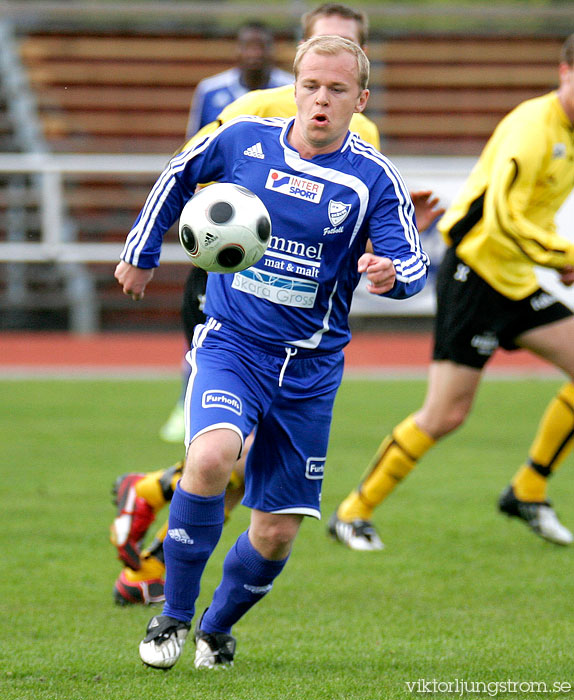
[181,266,208,346]
[433,247,572,369]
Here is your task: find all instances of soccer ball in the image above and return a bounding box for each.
[179,183,272,273]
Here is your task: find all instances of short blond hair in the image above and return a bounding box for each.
[293,35,370,91]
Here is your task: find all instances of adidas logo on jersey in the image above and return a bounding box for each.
[243,142,265,159]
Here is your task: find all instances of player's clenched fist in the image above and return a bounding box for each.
[358,253,396,295]
[114,260,155,301]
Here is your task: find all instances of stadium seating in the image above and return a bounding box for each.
[18,32,563,156]
[18,33,294,154]
[10,31,565,331]
[370,36,563,154]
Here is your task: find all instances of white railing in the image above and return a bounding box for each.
[0,153,478,264]
[0,152,190,264]
[1,153,573,320]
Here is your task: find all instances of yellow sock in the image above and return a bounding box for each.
[511,466,548,502]
[512,383,574,502]
[135,463,240,526]
[142,522,168,551]
[134,461,183,512]
[122,551,165,583]
[337,415,434,521]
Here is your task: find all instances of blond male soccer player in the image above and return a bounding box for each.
[116,35,428,670]
[160,19,293,444]
[159,3,441,441]
[329,33,574,551]
[110,2,443,606]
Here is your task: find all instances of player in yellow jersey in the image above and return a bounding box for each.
[329,33,574,551]
[110,3,444,604]
[192,82,380,149]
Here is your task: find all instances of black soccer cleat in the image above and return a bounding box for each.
[194,610,236,669]
[139,614,191,670]
[327,512,384,551]
[498,485,573,545]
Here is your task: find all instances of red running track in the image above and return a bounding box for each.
[0,331,558,376]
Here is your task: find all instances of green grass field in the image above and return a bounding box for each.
[2,376,573,700]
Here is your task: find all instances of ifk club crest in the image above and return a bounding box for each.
[328,200,351,227]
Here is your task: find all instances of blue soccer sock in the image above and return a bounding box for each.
[162,483,225,623]
[200,530,289,634]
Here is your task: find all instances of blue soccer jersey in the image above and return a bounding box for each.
[186,67,293,137]
[121,116,429,353]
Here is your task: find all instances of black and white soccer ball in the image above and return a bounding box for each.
[179,183,272,273]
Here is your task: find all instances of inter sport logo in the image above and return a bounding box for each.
[270,173,290,188]
[265,169,324,203]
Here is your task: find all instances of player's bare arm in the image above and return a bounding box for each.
[358,252,396,294]
[114,261,155,301]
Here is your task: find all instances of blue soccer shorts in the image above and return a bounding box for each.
[184,318,344,519]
